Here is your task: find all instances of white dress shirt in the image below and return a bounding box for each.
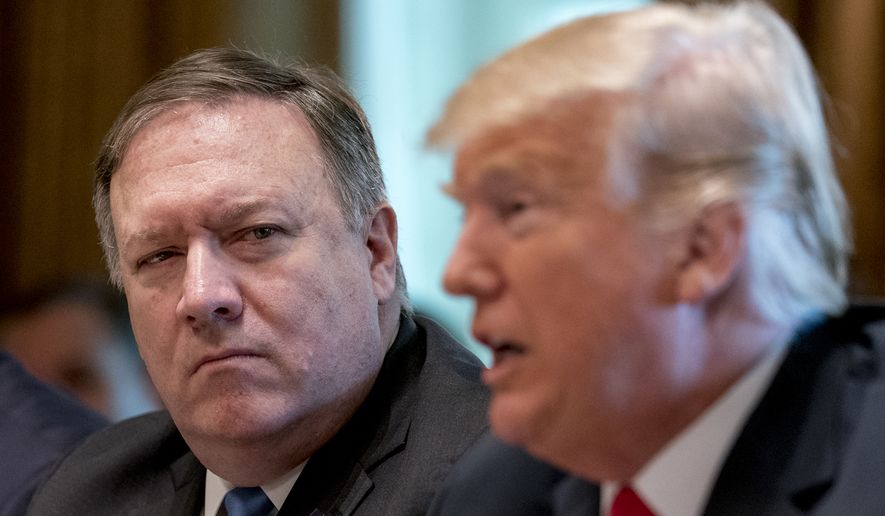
[203,461,306,516]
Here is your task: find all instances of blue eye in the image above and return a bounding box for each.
[251,227,276,240]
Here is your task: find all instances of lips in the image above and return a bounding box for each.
[487,341,526,366]
[192,349,262,374]
[476,333,527,385]
[476,333,525,359]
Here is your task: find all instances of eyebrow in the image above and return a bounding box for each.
[214,198,275,226]
[445,164,540,203]
[121,227,167,251]
[121,198,284,250]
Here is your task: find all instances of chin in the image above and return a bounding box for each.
[488,394,539,449]
[180,400,289,440]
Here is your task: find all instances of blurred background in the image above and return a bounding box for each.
[1,0,882,414]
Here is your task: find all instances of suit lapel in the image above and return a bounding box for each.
[168,449,206,516]
[704,311,878,515]
[123,432,204,516]
[279,315,420,516]
[552,477,601,516]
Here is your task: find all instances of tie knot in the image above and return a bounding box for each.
[223,486,274,516]
[611,485,655,516]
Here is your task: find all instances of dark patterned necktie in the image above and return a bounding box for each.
[222,487,274,516]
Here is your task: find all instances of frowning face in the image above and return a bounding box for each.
[111,96,388,451]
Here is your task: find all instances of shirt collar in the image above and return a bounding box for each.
[203,461,306,516]
[602,344,788,516]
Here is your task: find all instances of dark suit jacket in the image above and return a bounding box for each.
[432,305,885,516]
[0,351,106,516]
[427,433,570,516]
[27,315,489,516]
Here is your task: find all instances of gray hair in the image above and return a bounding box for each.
[95,47,409,312]
[428,1,850,327]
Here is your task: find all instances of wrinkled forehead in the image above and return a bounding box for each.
[109,97,333,214]
[113,98,328,192]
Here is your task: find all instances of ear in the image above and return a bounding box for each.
[365,204,398,302]
[675,202,746,304]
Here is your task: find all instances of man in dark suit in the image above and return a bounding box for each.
[28,47,488,515]
[426,1,885,514]
[0,351,106,516]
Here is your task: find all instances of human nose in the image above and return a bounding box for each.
[175,244,243,326]
[443,217,502,299]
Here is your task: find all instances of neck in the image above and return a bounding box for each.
[187,388,368,485]
[576,304,795,482]
[378,301,403,351]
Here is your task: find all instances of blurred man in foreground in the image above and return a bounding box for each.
[428,1,885,514]
[1,351,105,516]
[1,278,159,420]
[29,47,488,516]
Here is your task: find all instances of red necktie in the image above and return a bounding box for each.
[610,486,655,516]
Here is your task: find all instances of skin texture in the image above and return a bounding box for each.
[443,97,775,481]
[110,96,399,485]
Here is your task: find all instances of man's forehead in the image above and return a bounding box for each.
[108,95,332,227]
[114,98,322,179]
[450,140,544,195]
[449,95,620,195]
[122,96,315,159]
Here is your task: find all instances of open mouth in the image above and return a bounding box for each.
[492,342,526,365]
[479,337,527,386]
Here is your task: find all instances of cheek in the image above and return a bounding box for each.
[260,265,364,332]
[126,298,176,382]
[131,328,169,388]
[532,232,647,323]
[262,259,381,353]
[511,251,609,345]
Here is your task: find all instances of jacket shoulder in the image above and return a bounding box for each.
[353,315,490,515]
[411,315,490,435]
[0,352,107,516]
[27,411,195,516]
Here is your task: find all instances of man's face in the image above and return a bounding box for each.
[111,97,387,447]
[444,98,682,474]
